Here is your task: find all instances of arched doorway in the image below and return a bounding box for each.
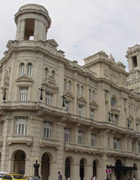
[80,159,84,180]
[93,160,97,178]
[13,150,26,175]
[41,153,50,180]
[115,160,123,180]
[65,157,71,180]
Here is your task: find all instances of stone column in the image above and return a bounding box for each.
[71,163,80,180]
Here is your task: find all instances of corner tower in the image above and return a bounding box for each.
[126,44,140,93]
[15,4,51,41]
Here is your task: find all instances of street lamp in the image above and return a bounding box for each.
[39,86,44,100]
[33,159,40,177]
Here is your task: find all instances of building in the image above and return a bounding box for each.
[0,3,140,180]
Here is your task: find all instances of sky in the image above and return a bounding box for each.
[0,0,140,71]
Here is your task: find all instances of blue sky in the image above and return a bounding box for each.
[0,0,140,71]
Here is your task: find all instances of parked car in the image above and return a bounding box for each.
[25,177,40,180]
[2,174,28,180]
[0,172,8,180]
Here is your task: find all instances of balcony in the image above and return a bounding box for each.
[40,137,60,149]
[7,135,33,145]
[64,142,103,155]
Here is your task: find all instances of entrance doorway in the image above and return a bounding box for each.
[41,153,50,180]
[80,159,84,180]
[65,157,71,180]
[13,150,26,175]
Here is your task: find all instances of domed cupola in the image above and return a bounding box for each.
[14,4,51,41]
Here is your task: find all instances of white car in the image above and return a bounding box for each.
[0,172,8,180]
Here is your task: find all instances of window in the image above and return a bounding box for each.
[64,128,70,142]
[19,63,24,76]
[114,114,118,125]
[52,70,55,78]
[89,89,91,100]
[16,117,27,135]
[46,92,53,105]
[77,84,80,96]
[68,81,71,92]
[113,138,120,150]
[81,86,84,96]
[45,68,49,79]
[78,105,83,116]
[78,131,84,144]
[43,123,51,139]
[111,97,116,107]
[132,56,137,67]
[65,101,70,112]
[136,123,139,132]
[91,134,96,146]
[90,109,94,120]
[20,87,28,101]
[64,79,67,91]
[27,63,32,76]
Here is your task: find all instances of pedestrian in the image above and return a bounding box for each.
[58,171,62,180]
[133,175,136,180]
[91,176,93,180]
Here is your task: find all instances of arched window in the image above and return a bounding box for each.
[77,84,80,96]
[45,68,49,79]
[68,81,71,92]
[111,97,116,107]
[27,63,32,76]
[52,70,55,78]
[43,122,52,139]
[81,86,84,96]
[19,63,24,76]
[89,89,91,100]
[64,79,67,91]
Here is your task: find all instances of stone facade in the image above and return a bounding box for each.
[0,3,140,180]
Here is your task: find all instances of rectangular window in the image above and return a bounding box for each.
[91,134,96,146]
[78,131,84,144]
[65,101,70,112]
[20,87,28,101]
[64,128,70,142]
[90,109,94,120]
[46,92,53,105]
[43,123,51,139]
[132,56,137,68]
[16,117,27,135]
[113,138,120,150]
[78,105,83,116]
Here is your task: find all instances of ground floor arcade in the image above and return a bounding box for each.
[0,147,139,180]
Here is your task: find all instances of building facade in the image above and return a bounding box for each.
[0,3,140,180]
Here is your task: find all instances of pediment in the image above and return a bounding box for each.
[64,91,74,99]
[89,100,98,107]
[16,75,33,82]
[77,96,86,103]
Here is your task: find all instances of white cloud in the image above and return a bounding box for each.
[0,0,140,71]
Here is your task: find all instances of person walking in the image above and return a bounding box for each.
[58,171,62,180]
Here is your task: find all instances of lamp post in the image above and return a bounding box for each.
[34,159,40,177]
[39,86,44,100]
